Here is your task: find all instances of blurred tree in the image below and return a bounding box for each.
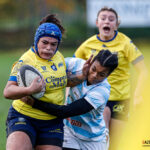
[46,0,75,13]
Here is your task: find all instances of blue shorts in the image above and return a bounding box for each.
[6,106,64,147]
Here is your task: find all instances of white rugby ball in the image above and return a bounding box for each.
[17,65,45,99]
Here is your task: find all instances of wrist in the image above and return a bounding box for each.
[25,86,33,96]
[79,73,87,80]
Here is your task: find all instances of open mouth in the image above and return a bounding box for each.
[103,26,111,32]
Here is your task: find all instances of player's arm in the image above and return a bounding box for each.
[22,97,94,118]
[67,55,93,87]
[3,77,44,100]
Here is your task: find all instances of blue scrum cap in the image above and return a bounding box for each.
[34,22,62,53]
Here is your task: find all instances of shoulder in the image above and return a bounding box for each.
[54,51,65,60]
[88,79,110,96]
[84,35,97,43]
[65,57,85,71]
[117,32,131,43]
[89,79,110,98]
[65,57,85,65]
[53,51,65,66]
[56,51,64,57]
[79,35,97,46]
[19,48,36,62]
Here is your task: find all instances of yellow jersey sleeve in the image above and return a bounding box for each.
[124,39,144,64]
[75,43,86,59]
[75,36,97,60]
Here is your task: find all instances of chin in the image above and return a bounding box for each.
[41,55,52,60]
[88,79,95,85]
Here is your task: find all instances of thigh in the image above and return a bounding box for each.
[36,119,64,148]
[6,107,37,147]
[6,131,32,150]
[63,126,80,150]
[109,118,126,150]
[35,145,62,150]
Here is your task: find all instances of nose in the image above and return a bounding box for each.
[46,44,51,50]
[92,72,97,78]
[104,18,109,23]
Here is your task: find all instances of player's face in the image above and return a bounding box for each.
[96,10,118,41]
[88,60,109,84]
[37,37,58,60]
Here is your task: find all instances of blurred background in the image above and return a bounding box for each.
[0,0,150,51]
[0,0,150,149]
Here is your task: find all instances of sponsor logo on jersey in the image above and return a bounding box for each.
[41,66,46,70]
[102,44,107,47]
[66,118,82,127]
[49,129,63,133]
[41,66,49,73]
[45,75,67,88]
[58,62,63,67]
[113,104,125,114]
[91,49,96,53]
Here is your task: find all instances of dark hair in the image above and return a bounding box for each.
[97,6,120,25]
[93,49,118,75]
[40,14,65,35]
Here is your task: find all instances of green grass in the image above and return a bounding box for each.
[0,50,23,149]
[0,45,150,149]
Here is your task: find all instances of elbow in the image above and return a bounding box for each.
[3,88,11,99]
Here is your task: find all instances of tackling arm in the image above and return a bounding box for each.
[22,97,94,119]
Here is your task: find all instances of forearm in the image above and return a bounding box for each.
[133,60,148,104]
[135,70,148,94]
[67,73,86,87]
[33,98,94,119]
[3,82,32,100]
[66,55,93,87]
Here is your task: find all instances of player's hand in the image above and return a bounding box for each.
[82,54,93,77]
[29,76,45,94]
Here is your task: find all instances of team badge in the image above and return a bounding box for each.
[51,63,57,71]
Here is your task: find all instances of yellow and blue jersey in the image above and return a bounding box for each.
[75,31,144,101]
[9,47,67,120]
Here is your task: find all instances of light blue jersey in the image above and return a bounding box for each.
[64,57,110,141]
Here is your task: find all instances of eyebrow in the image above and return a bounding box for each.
[42,39,58,43]
[94,65,107,76]
[98,72,107,76]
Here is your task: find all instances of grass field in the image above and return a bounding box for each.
[0,44,150,150]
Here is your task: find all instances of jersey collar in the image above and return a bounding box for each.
[97,31,118,42]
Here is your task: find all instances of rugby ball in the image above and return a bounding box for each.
[17,65,45,99]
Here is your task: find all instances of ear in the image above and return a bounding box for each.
[96,19,99,28]
[115,20,120,30]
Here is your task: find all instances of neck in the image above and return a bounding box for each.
[87,80,91,86]
[99,31,117,41]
